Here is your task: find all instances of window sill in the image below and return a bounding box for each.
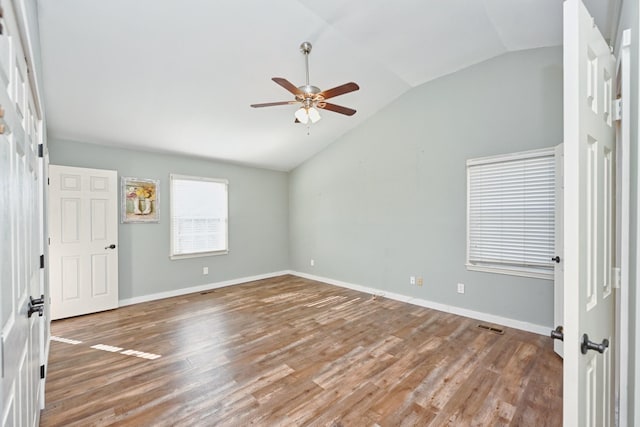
[170,250,228,260]
[465,263,553,281]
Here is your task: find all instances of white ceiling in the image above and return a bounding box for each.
[37,0,617,171]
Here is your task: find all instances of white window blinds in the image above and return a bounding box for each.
[170,174,228,259]
[466,148,555,279]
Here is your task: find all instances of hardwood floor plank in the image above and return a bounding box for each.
[40,275,562,426]
[298,381,385,427]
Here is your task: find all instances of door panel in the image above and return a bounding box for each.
[563,0,617,425]
[61,256,80,300]
[61,198,80,242]
[91,254,109,296]
[49,165,118,320]
[91,199,108,240]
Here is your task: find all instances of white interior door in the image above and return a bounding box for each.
[553,143,564,357]
[563,0,617,426]
[49,166,119,320]
[0,1,44,426]
[614,28,631,427]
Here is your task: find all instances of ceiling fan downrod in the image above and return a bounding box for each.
[301,41,312,88]
[298,42,321,98]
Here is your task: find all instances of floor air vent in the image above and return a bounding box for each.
[477,324,505,335]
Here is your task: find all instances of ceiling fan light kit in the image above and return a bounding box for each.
[295,106,321,124]
[251,42,359,129]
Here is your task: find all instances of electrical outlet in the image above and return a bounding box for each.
[457,283,465,294]
[416,277,423,286]
[310,259,315,267]
[410,276,416,285]
[203,267,209,275]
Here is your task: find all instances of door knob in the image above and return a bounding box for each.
[551,256,561,263]
[27,305,43,318]
[105,244,116,250]
[550,326,564,341]
[28,294,45,318]
[30,295,44,306]
[581,333,609,354]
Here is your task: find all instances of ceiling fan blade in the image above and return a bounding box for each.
[272,77,303,96]
[319,82,359,100]
[250,101,298,108]
[318,102,356,116]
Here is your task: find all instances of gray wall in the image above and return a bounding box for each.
[49,139,289,300]
[289,47,563,328]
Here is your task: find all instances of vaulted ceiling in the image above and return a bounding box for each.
[37,0,619,171]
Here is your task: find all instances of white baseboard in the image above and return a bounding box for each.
[118,269,550,336]
[118,270,292,307]
[291,271,550,336]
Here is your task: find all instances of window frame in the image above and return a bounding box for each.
[465,147,556,280]
[169,173,229,260]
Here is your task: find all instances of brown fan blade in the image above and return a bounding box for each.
[318,102,356,116]
[272,77,303,96]
[250,101,298,108]
[318,82,359,100]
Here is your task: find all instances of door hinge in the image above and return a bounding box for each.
[38,143,43,158]
[47,177,49,185]
[40,364,45,379]
[39,254,45,269]
[613,98,622,121]
[613,267,621,289]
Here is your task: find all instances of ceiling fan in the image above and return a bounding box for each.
[250,41,360,125]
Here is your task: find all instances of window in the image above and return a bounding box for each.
[170,174,228,259]
[466,147,556,279]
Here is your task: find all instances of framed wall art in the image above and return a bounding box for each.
[121,177,159,223]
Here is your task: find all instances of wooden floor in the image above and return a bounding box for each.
[41,275,562,426]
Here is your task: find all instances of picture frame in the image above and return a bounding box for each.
[121,177,159,223]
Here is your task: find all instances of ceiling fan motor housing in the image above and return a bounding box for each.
[298,85,321,95]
